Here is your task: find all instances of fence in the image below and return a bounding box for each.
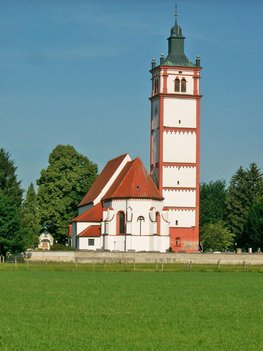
[0,256,262,273]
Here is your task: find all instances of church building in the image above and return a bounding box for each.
[71,15,202,253]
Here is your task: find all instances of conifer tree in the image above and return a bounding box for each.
[226,163,263,247]
[0,148,23,206]
[0,149,25,256]
[246,201,263,250]
[200,180,227,227]
[21,183,41,248]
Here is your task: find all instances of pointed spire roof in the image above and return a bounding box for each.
[164,9,195,67]
[102,158,163,201]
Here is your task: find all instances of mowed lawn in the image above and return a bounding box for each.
[0,271,263,351]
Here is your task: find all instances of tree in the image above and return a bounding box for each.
[245,200,263,250]
[37,145,97,244]
[0,148,25,256]
[21,183,41,248]
[0,192,26,256]
[0,148,23,205]
[200,180,227,227]
[226,163,263,248]
[200,220,235,252]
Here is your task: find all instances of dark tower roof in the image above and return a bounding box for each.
[164,17,196,67]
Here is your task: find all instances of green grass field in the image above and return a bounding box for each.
[0,269,263,350]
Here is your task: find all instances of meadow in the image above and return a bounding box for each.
[0,267,263,350]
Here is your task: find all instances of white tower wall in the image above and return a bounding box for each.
[163,131,196,163]
[163,189,196,208]
[163,98,196,128]
[163,166,196,188]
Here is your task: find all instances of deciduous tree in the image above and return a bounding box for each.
[37,145,97,243]
[200,220,234,252]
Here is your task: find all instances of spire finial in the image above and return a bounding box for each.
[175,2,178,26]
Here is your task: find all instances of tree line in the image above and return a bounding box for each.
[200,163,263,252]
[0,144,262,255]
[0,145,97,256]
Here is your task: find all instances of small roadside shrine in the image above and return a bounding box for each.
[38,229,54,250]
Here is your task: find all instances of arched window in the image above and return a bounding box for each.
[117,211,125,235]
[156,212,161,235]
[181,78,187,93]
[175,237,181,247]
[174,78,180,92]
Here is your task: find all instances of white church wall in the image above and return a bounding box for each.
[168,209,196,228]
[163,166,196,188]
[127,235,169,252]
[103,199,169,238]
[163,98,196,128]
[163,189,196,208]
[78,236,102,250]
[104,234,169,253]
[111,199,153,236]
[152,235,170,252]
[105,235,125,251]
[163,131,196,163]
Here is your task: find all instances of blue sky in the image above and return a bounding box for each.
[1,0,262,190]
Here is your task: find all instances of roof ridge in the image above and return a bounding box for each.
[102,157,163,201]
[78,153,130,207]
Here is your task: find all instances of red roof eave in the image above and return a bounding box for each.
[78,225,101,237]
[72,202,102,222]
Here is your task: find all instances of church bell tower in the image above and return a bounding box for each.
[150,14,202,252]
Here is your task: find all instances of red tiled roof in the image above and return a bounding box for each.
[72,202,102,222]
[78,154,129,207]
[78,225,101,237]
[102,158,163,201]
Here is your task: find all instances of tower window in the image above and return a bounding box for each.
[181,78,187,93]
[174,78,180,92]
[175,220,178,225]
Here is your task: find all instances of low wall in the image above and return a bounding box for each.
[29,251,263,265]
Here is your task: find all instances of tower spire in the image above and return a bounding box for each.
[163,4,196,67]
[174,2,178,26]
